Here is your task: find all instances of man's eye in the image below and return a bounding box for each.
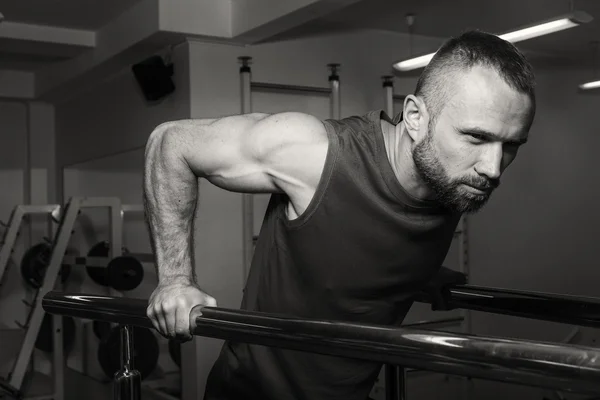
[470,133,485,141]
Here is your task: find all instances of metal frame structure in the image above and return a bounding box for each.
[238,56,341,280]
[0,204,61,400]
[0,197,125,400]
[41,288,600,400]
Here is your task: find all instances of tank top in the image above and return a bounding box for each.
[204,110,461,400]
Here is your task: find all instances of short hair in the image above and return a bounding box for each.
[414,30,536,130]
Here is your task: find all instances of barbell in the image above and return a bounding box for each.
[20,241,152,292]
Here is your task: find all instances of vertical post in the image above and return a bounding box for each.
[239,56,254,281]
[328,64,341,119]
[113,325,141,400]
[108,198,123,298]
[457,215,472,400]
[382,76,394,117]
[51,313,64,400]
[385,364,406,400]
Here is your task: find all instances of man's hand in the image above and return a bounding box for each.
[147,277,217,341]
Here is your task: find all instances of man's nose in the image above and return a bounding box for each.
[474,143,503,180]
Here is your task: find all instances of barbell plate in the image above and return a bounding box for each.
[21,243,71,289]
[93,320,112,340]
[97,326,159,380]
[107,256,144,291]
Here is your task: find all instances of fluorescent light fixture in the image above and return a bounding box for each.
[393,10,593,71]
[579,79,600,90]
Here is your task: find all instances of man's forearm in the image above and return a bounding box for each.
[143,123,199,284]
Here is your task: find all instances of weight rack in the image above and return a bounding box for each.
[0,197,126,399]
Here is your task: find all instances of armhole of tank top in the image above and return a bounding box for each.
[282,120,340,230]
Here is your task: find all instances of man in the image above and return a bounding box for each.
[144,30,536,400]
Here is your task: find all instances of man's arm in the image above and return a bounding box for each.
[144,111,328,283]
[143,111,328,338]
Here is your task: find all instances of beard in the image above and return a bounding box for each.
[412,130,499,214]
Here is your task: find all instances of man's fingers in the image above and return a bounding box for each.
[162,302,177,337]
[175,306,193,341]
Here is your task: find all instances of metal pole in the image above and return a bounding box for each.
[114,325,141,400]
[385,365,406,400]
[42,291,600,395]
[382,76,394,117]
[328,64,341,119]
[239,56,254,281]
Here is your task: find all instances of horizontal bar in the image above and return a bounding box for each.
[251,82,331,96]
[16,205,61,214]
[122,204,143,213]
[42,291,600,395]
[402,316,464,329]
[62,252,154,267]
[415,285,600,328]
[43,292,152,329]
[393,94,406,101]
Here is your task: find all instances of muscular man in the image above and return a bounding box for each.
[144,30,535,400]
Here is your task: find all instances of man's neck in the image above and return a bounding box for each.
[381,119,434,201]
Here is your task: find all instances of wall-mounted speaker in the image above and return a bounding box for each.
[131,55,175,102]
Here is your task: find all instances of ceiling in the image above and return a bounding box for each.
[0,0,142,29]
[0,0,595,99]
[273,0,599,67]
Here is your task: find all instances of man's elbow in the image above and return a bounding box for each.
[145,122,182,160]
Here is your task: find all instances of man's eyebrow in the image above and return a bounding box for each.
[457,127,528,145]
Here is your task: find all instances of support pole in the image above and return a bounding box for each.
[239,56,254,281]
[113,325,141,400]
[328,64,341,119]
[382,76,394,117]
[385,365,406,400]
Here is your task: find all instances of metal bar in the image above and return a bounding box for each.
[43,293,152,328]
[114,325,141,400]
[108,198,123,299]
[42,291,600,395]
[385,365,406,400]
[10,198,81,389]
[382,76,394,117]
[251,82,331,96]
[62,253,154,267]
[121,204,143,213]
[0,207,23,284]
[393,94,406,102]
[402,316,464,329]
[329,64,341,119]
[415,285,600,329]
[52,314,65,400]
[240,56,254,281]
[16,205,61,214]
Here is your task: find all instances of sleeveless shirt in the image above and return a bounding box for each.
[204,110,461,400]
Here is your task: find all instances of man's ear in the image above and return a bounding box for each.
[402,95,430,142]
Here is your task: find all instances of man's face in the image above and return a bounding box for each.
[413,66,533,214]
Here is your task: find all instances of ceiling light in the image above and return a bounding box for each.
[579,80,600,90]
[393,11,593,72]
